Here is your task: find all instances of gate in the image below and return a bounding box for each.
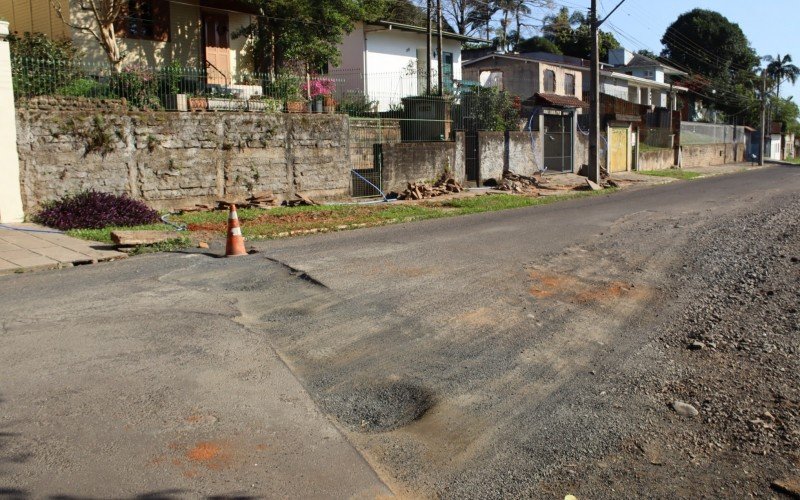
[543,112,573,173]
[608,126,630,172]
[349,118,387,197]
[464,117,479,183]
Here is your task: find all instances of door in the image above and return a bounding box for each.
[543,113,573,173]
[609,126,629,173]
[203,13,230,86]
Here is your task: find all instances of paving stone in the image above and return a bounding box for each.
[31,246,95,264]
[0,250,59,268]
[0,258,21,272]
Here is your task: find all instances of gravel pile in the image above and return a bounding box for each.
[658,196,800,457]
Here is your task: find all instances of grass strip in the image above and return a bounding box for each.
[637,169,701,180]
[67,190,615,243]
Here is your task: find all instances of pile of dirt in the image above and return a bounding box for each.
[395,173,464,200]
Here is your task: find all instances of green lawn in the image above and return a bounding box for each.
[66,190,614,244]
[637,169,702,180]
[783,157,800,165]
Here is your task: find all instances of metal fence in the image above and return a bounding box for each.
[680,122,747,145]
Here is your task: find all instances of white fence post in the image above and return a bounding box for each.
[0,21,24,223]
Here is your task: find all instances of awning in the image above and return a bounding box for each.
[526,93,589,109]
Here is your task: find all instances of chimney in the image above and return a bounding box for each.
[608,48,633,66]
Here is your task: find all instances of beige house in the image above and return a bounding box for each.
[0,0,256,83]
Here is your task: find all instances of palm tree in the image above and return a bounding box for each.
[763,53,800,98]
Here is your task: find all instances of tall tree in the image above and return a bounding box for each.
[541,7,619,60]
[660,9,760,78]
[466,1,496,40]
[51,0,126,70]
[764,53,800,98]
[660,9,761,121]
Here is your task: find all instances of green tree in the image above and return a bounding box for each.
[515,36,561,54]
[771,96,800,134]
[660,9,760,121]
[238,0,385,76]
[764,53,800,99]
[541,7,619,60]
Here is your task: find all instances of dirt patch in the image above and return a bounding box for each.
[529,271,644,304]
[318,381,435,433]
[186,441,231,470]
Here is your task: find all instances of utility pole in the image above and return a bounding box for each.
[589,0,626,183]
[759,70,766,166]
[437,0,444,96]
[426,0,433,95]
[588,0,600,184]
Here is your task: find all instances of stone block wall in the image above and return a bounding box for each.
[16,99,351,211]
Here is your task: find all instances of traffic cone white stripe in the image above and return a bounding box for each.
[231,227,242,236]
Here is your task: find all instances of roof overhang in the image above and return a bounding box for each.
[368,21,487,43]
[463,53,588,71]
[524,93,588,109]
[602,70,688,92]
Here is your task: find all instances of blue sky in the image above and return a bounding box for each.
[600,0,800,99]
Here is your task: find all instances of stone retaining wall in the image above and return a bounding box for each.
[16,105,351,211]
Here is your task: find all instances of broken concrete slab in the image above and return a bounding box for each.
[586,178,603,191]
[111,230,178,246]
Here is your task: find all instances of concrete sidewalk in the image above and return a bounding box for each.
[0,223,127,274]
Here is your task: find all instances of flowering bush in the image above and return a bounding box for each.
[109,63,160,109]
[35,191,160,230]
[302,78,336,98]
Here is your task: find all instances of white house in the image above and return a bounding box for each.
[603,48,687,108]
[330,21,484,110]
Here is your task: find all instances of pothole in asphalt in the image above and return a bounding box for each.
[319,381,435,433]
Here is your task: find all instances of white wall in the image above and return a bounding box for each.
[600,77,628,100]
[0,24,24,222]
[363,27,463,109]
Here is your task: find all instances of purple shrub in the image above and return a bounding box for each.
[34,190,159,230]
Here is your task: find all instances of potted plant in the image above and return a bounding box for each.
[269,73,306,113]
[187,93,208,112]
[248,95,283,113]
[303,78,336,113]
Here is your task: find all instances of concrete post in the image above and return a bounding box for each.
[0,21,25,223]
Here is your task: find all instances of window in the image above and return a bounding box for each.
[119,0,169,41]
[564,73,575,95]
[480,70,503,89]
[544,70,556,92]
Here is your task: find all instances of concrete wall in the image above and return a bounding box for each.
[382,140,458,192]
[0,22,25,222]
[16,98,352,211]
[463,56,583,101]
[680,143,745,169]
[639,148,675,170]
[478,132,505,182]
[476,131,541,182]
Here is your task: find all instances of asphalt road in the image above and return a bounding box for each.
[1,165,798,498]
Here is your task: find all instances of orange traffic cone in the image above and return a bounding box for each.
[225,204,247,257]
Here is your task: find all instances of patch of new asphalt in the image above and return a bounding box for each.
[0,256,390,498]
[0,165,798,497]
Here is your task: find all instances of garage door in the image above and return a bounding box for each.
[608,127,629,173]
